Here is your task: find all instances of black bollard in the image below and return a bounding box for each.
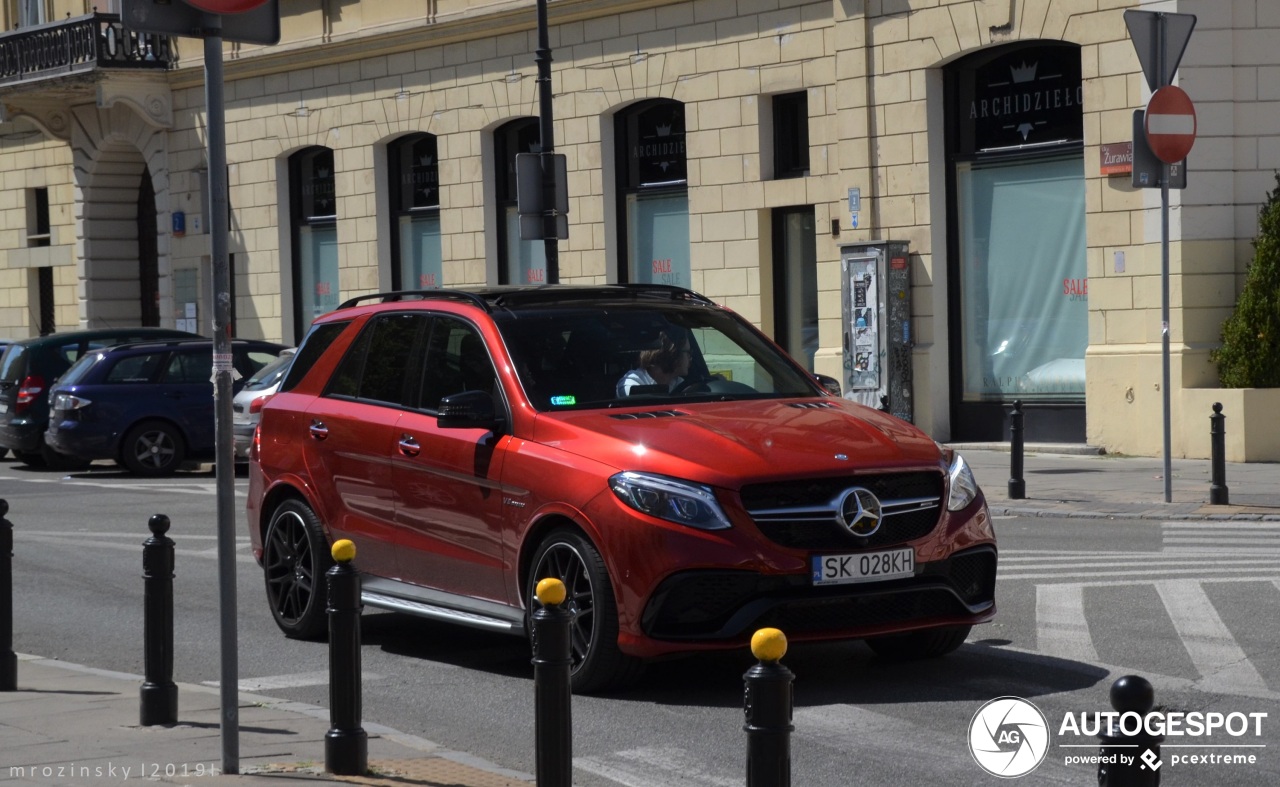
[743,628,794,787]
[140,514,177,725]
[1008,399,1026,500]
[325,539,367,776]
[1210,402,1230,505]
[1,500,15,692]
[532,577,573,787]
[1098,675,1164,786]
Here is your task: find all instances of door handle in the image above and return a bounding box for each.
[309,420,329,440]
[398,434,421,457]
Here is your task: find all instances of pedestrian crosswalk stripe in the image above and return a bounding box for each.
[1036,584,1099,663]
[575,746,740,787]
[1155,579,1272,697]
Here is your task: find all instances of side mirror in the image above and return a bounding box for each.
[814,373,842,397]
[438,390,499,430]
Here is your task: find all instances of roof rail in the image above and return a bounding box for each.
[489,284,716,309]
[336,290,493,312]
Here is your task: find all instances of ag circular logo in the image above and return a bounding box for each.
[968,696,1050,778]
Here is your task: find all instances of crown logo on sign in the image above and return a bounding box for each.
[1010,61,1037,83]
[419,154,433,166]
[317,167,330,178]
[656,123,672,137]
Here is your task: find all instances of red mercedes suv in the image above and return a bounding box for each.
[247,286,996,692]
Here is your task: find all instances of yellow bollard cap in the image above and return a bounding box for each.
[535,577,566,606]
[331,539,356,563]
[751,627,787,662]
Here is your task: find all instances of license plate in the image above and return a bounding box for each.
[812,548,915,586]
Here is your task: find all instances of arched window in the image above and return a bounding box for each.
[388,133,443,290]
[494,118,545,285]
[289,146,338,336]
[614,99,689,287]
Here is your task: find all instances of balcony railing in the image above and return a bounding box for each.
[0,13,173,88]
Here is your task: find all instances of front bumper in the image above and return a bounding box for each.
[0,418,44,453]
[640,545,996,641]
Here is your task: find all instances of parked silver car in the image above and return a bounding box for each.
[232,349,295,461]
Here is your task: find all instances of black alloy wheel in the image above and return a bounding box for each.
[262,498,332,640]
[121,420,185,476]
[528,528,643,693]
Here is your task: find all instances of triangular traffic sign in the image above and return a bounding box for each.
[1125,9,1196,91]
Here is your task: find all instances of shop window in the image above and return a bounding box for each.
[772,207,818,370]
[773,92,809,180]
[615,99,689,287]
[26,187,49,247]
[494,118,545,285]
[389,133,443,290]
[289,146,338,337]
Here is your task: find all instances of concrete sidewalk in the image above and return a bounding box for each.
[0,654,532,786]
[955,443,1280,520]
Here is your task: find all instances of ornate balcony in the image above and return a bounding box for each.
[0,12,173,89]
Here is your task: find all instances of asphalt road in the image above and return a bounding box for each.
[4,460,1279,785]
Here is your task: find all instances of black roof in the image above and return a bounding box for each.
[336,284,716,313]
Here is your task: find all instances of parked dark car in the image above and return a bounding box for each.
[247,285,996,693]
[0,328,200,469]
[45,338,290,475]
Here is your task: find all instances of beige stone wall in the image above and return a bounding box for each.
[3,0,1278,455]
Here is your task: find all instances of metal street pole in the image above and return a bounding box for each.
[202,14,240,773]
[1157,14,1172,504]
[535,0,559,283]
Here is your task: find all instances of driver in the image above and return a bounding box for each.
[616,329,692,396]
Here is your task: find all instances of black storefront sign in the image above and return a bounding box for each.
[397,134,440,211]
[955,43,1083,156]
[299,148,336,219]
[626,101,686,187]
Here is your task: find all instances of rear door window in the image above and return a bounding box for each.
[0,345,27,383]
[327,314,428,406]
[105,353,168,384]
[280,321,350,393]
[163,349,213,385]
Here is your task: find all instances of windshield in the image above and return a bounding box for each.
[495,303,820,411]
[243,351,295,391]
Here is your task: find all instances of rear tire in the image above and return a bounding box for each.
[527,528,644,694]
[262,498,333,640]
[120,420,185,476]
[865,624,972,660]
[14,450,43,467]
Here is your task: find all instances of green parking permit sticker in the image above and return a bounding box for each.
[550,395,577,406]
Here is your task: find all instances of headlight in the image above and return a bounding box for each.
[947,452,979,511]
[609,471,732,530]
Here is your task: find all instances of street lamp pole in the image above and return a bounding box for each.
[535,0,559,283]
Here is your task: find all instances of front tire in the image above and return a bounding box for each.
[527,528,643,693]
[865,624,972,660]
[120,420,185,476]
[262,498,333,640]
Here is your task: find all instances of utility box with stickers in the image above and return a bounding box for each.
[840,241,913,423]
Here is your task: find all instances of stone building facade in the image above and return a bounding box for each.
[0,0,1273,458]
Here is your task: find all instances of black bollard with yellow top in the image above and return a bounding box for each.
[743,627,794,787]
[532,577,573,787]
[325,538,367,776]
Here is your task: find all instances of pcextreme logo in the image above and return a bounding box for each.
[968,697,1051,778]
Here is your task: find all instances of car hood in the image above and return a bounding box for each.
[531,397,943,490]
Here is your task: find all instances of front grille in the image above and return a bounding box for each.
[740,472,943,550]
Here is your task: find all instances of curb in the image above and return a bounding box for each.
[989,505,1280,521]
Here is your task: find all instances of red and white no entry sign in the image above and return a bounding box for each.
[1145,85,1197,164]
[182,0,270,13]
